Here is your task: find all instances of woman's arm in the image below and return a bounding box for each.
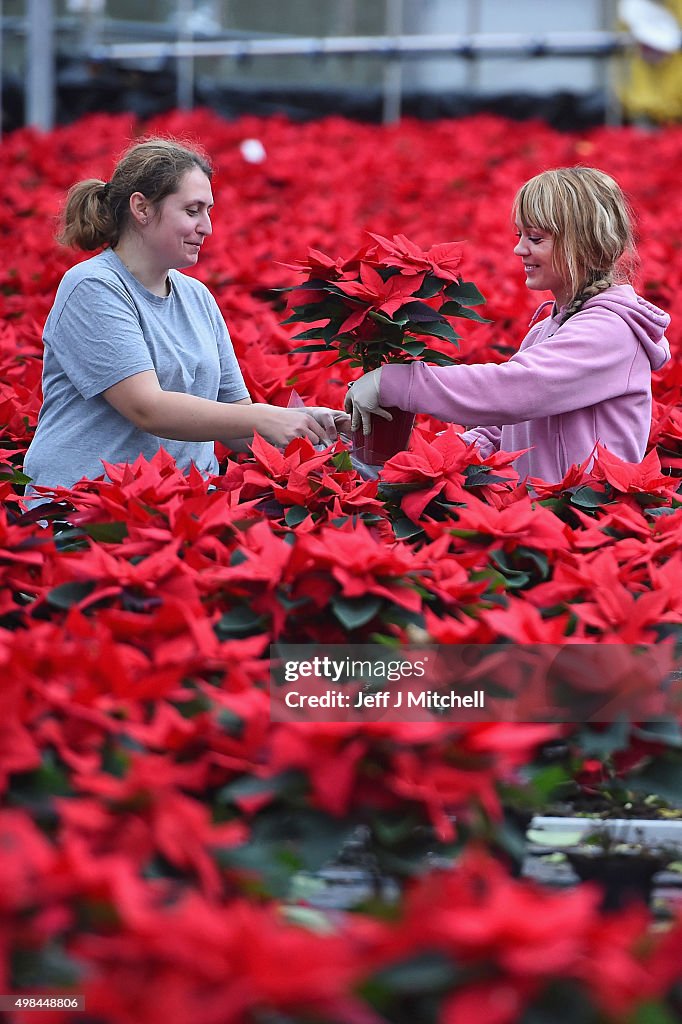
[379,305,640,427]
[459,425,502,456]
[222,396,256,453]
[103,370,329,447]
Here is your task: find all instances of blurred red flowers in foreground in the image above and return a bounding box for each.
[1,110,682,1023]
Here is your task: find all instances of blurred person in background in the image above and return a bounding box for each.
[24,137,348,497]
[345,167,671,484]
[619,0,682,123]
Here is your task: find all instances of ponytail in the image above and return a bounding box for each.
[58,178,118,250]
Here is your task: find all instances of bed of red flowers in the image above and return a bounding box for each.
[1,109,682,1023]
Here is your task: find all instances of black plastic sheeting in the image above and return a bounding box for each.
[2,59,611,134]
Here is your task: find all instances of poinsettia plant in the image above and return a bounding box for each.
[280,232,490,371]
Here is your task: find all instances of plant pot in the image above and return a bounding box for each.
[351,406,415,465]
[566,847,671,911]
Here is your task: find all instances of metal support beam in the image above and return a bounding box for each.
[91,30,634,63]
[176,0,195,111]
[382,0,404,124]
[26,0,55,131]
[466,0,482,92]
[600,0,623,126]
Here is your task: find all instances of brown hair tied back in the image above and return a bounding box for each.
[58,137,213,251]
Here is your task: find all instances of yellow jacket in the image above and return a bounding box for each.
[619,0,682,122]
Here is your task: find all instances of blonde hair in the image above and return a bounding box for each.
[512,167,637,321]
[58,137,213,250]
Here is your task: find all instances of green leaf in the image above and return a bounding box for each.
[631,1001,680,1024]
[400,300,446,323]
[216,708,245,736]
[400,339,427,357]
[392,516,424,539]
[11,750,73,799]
[214,605,267,638]
[331,594,383,630]
[364,308,396,326]
[515,545,550,579]
[216,809,356,897]
[0,467,32,485]
[291,340,334,355]
[628,759,682,806]
[519,979,600,1024]
[415,274,447,299]
[284,506,309,527]
[367,338,406,354]
[292,318,341,336]
[570,485,611,509]
[291,324,338,342]
[46,581,96,610]
[465,467,510,487]
[574,719,631,757]
[284,276,334,292]
[11,944,83,989]
[217,770,302,804]
[495,817,530,862]
[443,279,487,305]
[82,522,128,543]
[215,841,297,898]
[526,763,573,802]
[332,450,353,471]
[409,320,460,344]
[418,348,459,364]
[440,301,492,323]
[282,307,332,326]
[368,952,458,995]
[51,527,89,552]
[490,550,531,588]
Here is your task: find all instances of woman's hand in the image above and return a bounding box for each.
[344,368,392,435]
[305,407,352,439]
[254,404,332,447]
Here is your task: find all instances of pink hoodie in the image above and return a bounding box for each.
[380,284,671,483]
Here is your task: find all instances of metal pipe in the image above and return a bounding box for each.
[382,0,404,124]
[26,0,55,131]
[600,0,623,127]
[176,0,195,110]
[466,0,482,92]
[90,30,634,63]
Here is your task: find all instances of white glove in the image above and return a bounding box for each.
[305,406,352,440]
[343,368,393,435]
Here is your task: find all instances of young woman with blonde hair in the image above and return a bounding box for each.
[346,167,671,482]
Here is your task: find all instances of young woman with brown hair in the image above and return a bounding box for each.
[24,137,347,495]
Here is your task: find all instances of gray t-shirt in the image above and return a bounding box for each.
[24,249,248,492]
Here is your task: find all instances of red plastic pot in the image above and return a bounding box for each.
[351,406,415,465]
